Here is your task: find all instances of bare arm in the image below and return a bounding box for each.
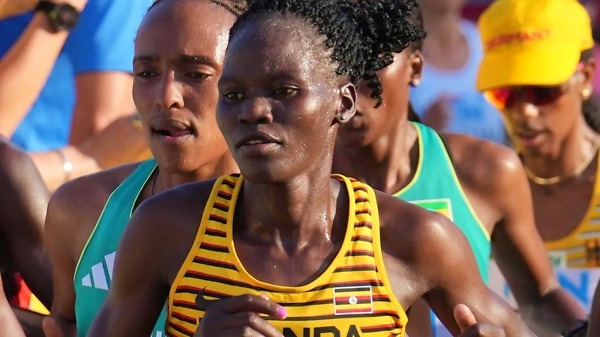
[69,72,137,144]
[492,182,586,337]
[43,184,89,337]
[31,72,150,192]
[87,182,213,337]
[87,198,178,337]
[379,195,532,337]
[454,137,587,335]
[422,218,531,337]
[43,165,140,337]
[0,0,36,19]
[30,113,151,192]
[3,1,150,191]
[0,138,52,308]
[0,0,88,137]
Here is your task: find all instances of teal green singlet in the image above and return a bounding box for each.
[395,122,491,282]
[73,159,167,337]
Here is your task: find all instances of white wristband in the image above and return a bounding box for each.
[55,149,73,183]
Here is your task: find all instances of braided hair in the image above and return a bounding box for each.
[230,0,425,107]
[148,0,247,16]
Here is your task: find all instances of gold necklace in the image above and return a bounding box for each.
[525,138,600,185]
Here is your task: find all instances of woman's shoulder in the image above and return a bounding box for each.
[443,132,523,191]
[133,176,222,223]
[375,189,475,274]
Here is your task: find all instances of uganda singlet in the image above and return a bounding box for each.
[545,154,600,268]
[168,174,408,337]
[73,159,167,337]
[395,122,490,282]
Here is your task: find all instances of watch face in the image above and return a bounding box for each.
[51,3,80,31]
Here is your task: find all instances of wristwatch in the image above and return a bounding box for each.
[35,1,80,32]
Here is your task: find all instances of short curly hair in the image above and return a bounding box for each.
[230,0,425,107]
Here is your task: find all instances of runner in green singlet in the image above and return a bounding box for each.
[332,6,586,337]
[42,1,244,336]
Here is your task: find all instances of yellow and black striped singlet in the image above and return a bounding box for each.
[545,157,600,267]
[167,174,407,337]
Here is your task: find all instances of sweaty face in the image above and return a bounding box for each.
[217,15,344,183]
[501,72,586,157]
[132,0,234,173]
[338,50,416,148]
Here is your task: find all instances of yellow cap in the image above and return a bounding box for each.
[476,0,594,91]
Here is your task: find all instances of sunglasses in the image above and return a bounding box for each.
[484,63,584,111]
[484,85,567,111]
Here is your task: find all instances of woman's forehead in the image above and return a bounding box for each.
[221,17,337,83]
[140,0,236,32]
[228,14,328,61]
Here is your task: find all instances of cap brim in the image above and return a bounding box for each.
[476,48,581,91]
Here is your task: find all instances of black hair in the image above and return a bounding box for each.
[148,0,247,16]
[408,5,425,51]
[230,0,425,107]
[583,94,600,133]
[580,49,600,133]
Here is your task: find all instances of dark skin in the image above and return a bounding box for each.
[0,137,52,307]
[42,1,239,336]
[333,48,586,336]
[0,137,51,337]
[500,60,600,249]
[88,14,527,337]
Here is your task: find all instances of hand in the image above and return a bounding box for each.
[0,0,37,19]
[78,113,152,169]
[193,292,287,337]
[454,304,506,337]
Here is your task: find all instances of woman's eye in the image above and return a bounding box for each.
[188,72,210,80]
[273,87,298,97]
[136,71,156,79]
[223,92,244,101]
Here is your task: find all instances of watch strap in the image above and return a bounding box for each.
[35,1,57,13]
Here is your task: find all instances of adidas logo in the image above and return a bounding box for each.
[81,252,116,290]
[79,251,167,337]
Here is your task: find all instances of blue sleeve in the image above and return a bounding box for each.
[64,0,153,74]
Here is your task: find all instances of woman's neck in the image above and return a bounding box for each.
[523,123,600,184]
[239,171,341,252]
[334,120,418,194]
[155,154,239,193]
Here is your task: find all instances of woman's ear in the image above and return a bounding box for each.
[335,83,357,124]
[581,58,596,100]
[409,50,424,87]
